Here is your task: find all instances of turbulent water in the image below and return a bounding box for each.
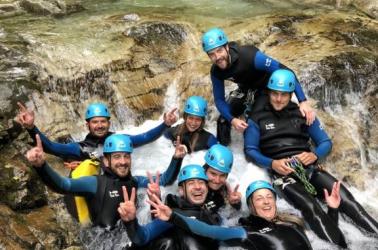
[73,83,378,250]
[1,0,377,249]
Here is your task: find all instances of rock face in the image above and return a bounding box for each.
[0,1,377,248]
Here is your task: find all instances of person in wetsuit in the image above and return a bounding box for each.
[118,164,221,250]
[244,69,378,247]
[148,179,343,250]
[17,102,177,161]
[164,96,217,153]
[25,133,187,228]
[202,144,242,213]
[201,27,314,145]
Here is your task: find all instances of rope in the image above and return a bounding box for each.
[287,157,317,196]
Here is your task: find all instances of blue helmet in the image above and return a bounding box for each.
[103,134,133,154]
[184,96,208,117]
[245,180,276,204]
[178,164,208,184]
[85,103,111,120]
[204,144,233,174]
[267,69,296,93]
[202,28,228,53]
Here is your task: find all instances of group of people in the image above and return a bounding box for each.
[17,27,377,250]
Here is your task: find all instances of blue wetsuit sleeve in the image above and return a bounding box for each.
[124,219,173,246]
[307,118,332,160]
[207,134,218,148]
[34,162,97,195]
[27,126,82,159]
[135,157,183,187]
[169,212,247,242]
[211,74,233,122]
[129,122,168,147]
[244,119,272,168]
[254,50,307,102]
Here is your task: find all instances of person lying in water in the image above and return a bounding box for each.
[147,180,343,250]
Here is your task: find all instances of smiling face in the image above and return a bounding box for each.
[250,188,277,221]
[104,152,131,178]
[185,115,203,132]
[207,45,230,70]
[86,117,110,138]
[268,90,292,111]
[206,167,228,191]
[180,179,208,205]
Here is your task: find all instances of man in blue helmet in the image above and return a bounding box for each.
[164,96,218,153]
[25,133,187,228]
[244,69,378,247]
[201,27,315,145]
[203,144,242,212]
[17,102,177,162]
[147,179,347,250]
[118,164,221,250]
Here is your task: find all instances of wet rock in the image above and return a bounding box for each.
[0,149,48,209]
[353,0,378,19]
[123,13,140,22]
[124,21,188,46]
[19,0,84,17]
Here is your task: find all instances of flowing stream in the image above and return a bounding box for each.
[1,0,377,249]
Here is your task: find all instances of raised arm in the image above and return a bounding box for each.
[130,108,178,147]
[26,135,96,195]
[16,102,82,159]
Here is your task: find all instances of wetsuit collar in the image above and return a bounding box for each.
[228,41,240,65]
[84,131,114,146]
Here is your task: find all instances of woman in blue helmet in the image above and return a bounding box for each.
[148,180,342,250]
[26,133,186,229]
[202,144,242,212]
[164,96,218,153]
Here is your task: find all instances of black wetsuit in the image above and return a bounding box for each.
[164,125,217,153]
[245,95,378,246]
[168,212,313,250]
[33,156,182,228]
[210,42,307,145]
[204,185,241,213]
[125,194,221,250]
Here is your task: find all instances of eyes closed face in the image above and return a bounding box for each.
[183,179,208,205]
[268,90,291,111]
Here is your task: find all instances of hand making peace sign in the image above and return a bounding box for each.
[118,186,137,222]
[226,183,242,205]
